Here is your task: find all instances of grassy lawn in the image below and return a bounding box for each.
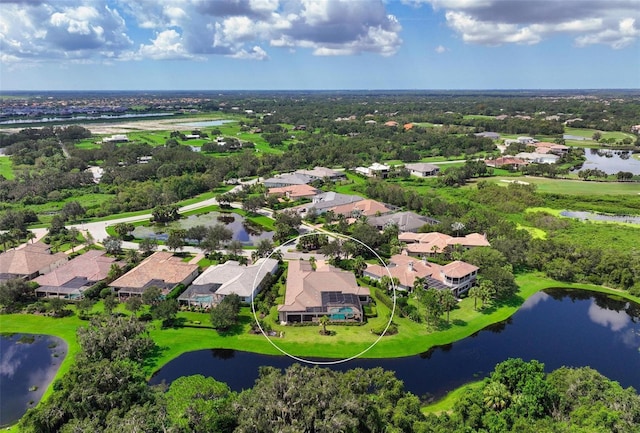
[2,272,639,431]
[485,176,640,195]
[0,156,15,179]
[422,380,483,415]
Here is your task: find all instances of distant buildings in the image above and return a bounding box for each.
[404,162,440,177]
[355,163,391,178]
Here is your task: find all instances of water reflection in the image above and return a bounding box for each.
[0,335,67,427]
[578,149,640,175]
[588,301,630,331]
[150,289,640,399]
[520,290,550,310]
[131,211,273,246]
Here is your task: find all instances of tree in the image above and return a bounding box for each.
[84,230,95,249]
[103,236,123,255]
[242,195,265,214]
[418,287,443,326]
[469,285,482,311]
[210,294,241,331]
[226,239,244,256]
[412,276,426,293]
[113,222,135,239]
[48,297,69,317]
[77,316,155,363]
[124,249,141,266]
[165,375,237,432]
[319,315,330,335]
[103,293,118,315]
[166,228,187,252]
[142,286,163,306]
[592,131,602,141]
[151,205,180,223]
[125,296,143,316]
[48,214,67,236]
[438,289,457,324]
[186,225,208,244]
[150,299,179,327]
[62,201,86,222]
[201,224,233,254]
[139,237,158,253]
[479,279,496,309]
[352,256,367,277]
[483,381,510,411]
[254,238,275,259]
[68,227,80,253]
[0,278,35,312]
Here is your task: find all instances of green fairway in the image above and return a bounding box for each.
[0,156,14,179]
[486,176,640,195]
[422,381,483,415]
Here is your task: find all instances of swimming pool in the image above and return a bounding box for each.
[329,307,356,320]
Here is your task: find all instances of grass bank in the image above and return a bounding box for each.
[3,273,639,430]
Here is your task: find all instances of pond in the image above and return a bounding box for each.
[561,210,640,224]
[131,211,273,246]
[177,119,236,128]
[0,334,67,427]
[576,149,640,175]
[150,289,640,399]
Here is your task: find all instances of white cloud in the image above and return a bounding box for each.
[134,29,201,60]
[416,0,640,49]
[1,0,402,64]
[435,44,447,53]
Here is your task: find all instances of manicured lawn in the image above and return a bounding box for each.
[0,156,15,179]
[3,272,638,431]
[485,176,640,195]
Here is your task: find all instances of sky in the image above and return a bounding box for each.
[0,0,639,91]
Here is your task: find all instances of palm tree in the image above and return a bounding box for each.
[319,315,330,335]
[68,227,80,253]
[438,290,457,324]
[483,382,510,411]
[352,256,367,277]
[412,276,426,293]
[451,221,465,237]
[469,285,482,311]
[479,279,496,308]
[25,231,36,244]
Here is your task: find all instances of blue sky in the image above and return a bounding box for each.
[0,0,638,90]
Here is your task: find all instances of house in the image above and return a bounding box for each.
[515,152,560,164]
[400,232,490,256]
[403,123,414,131]
[111,251,199,298]
[33,250,120,300]
[278,260,370,324]
[294,166,346,181]
[263,173,314,188]
[368,211,439,233]
[517,136,537,145]
[179,258,279,307]
[355,163,390,178]
[404,162,440,177]
[329,199,392,218]
[294,192,363,215]
[0,242,68,282]
[102,134,129,143]
[534,142,569,155]
[484,157,529,169]
[474,132,501,140]
[384,121,399,127]
[364,253,478,296]
[268,184,320,200]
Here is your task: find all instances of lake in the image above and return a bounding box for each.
[0,334,67,427]
[577,149,640,175]
[177,120,236,127]
[149,289,640,399]
[132,211,273,246]
[561,210,640,224]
